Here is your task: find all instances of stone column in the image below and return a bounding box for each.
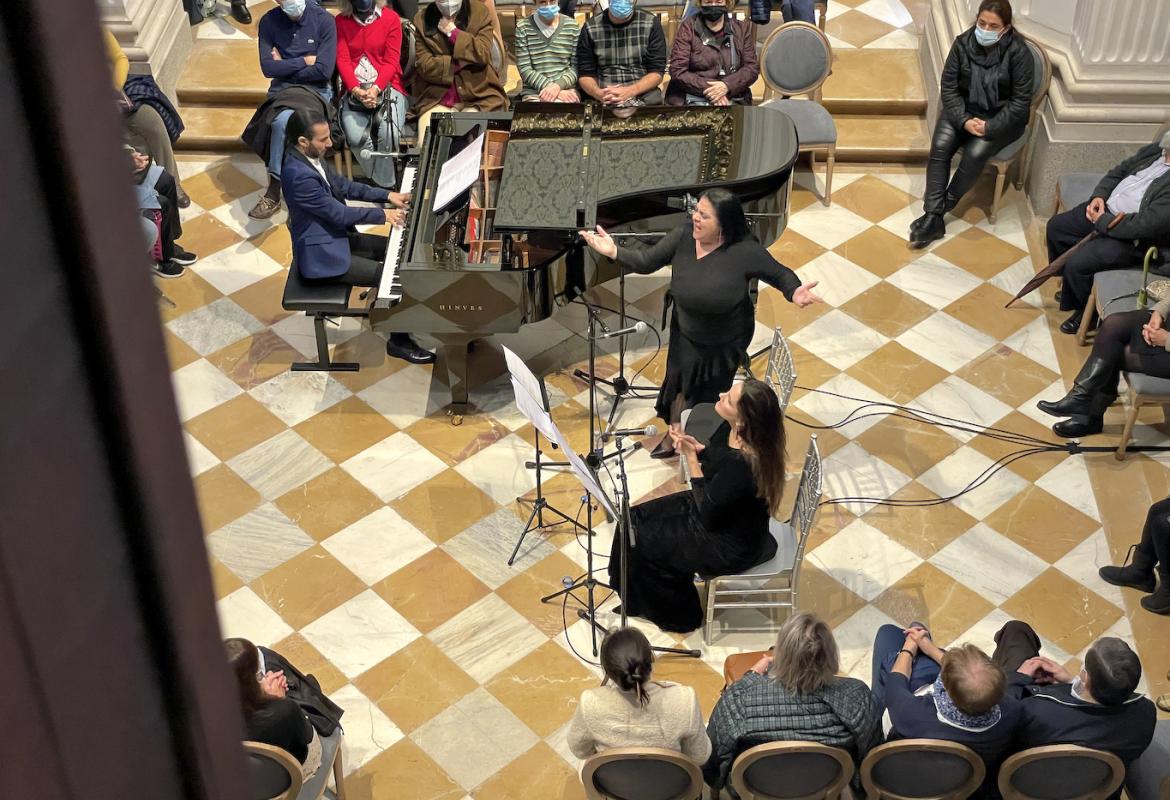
[99,0,193,97]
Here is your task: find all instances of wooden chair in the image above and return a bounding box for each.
[998,745,1124,800]
[244,738,347,800]
[813,0,827,31]
[758,22,836,204]
[580,747,704,800]
[730,741,854,800]
[860,740,985,800]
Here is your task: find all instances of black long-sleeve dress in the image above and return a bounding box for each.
[609,424,777,632]
[615,223,801,422]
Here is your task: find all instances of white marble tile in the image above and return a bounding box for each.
[808,518,922,601]
[917,446,1029,519]
[786,203,874,250]
[248,370,352,426]
[171,359,245,422]
[830,604,902,677]
[790,309,890,370]
[178,199,206,224]
[681,615,779,673]
[340,431,446,502]
[175,155,228,181]
[545,720,585,772]
[301,590,420,678]
[822,442,913,514]
[227,429,334,500]
[209,188,288,239]
[329,684,404,775]
[864,28,920,49]
[196,15,254,39]
[233,156,273,186]
[1053,529,1125,610]
[953,608,1073,666]
[791,372,892,436]
[190,240,284,296]
[794,170,865,193]
[442,507,559,589]
[206,502,316,582]
[322,507,436,586]
[410,688,540,791]
[909,375,1014,443]
[271,312,364,359]
[795,250,881,306]
[558,517,615,573]
[166,297,266,357]
[872,171,927,199]
[452,434,539,507]
[184,430,220,477]
[824,33,856,51]
[887,253,984,310]
[1035,455,1100,522]
[1002,316,1059,373]
[930,523,1048,605]
[1016,379,1068,428]
[428,594,548,683]
[469,373,571,432]
[878,203,972,239]
[895,312,997,372]
[217,586,295,645]
[854,0,914,26]
[622,444,687,503]
[989,257,1046,309]
[357,366,444,428]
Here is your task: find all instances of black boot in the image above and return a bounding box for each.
[909,212,931,235]
[1140,575,1170,615]
[230,0,252,23]
[1052,414,1103,438]
[1038,357,1118,418]
[910,214,945,249]
[1099,544,1157,593]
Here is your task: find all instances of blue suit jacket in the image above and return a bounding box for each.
[283,150,390,279]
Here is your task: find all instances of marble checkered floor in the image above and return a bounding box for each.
[164,153,1169,798]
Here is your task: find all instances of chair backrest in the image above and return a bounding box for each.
[763,327,797,412]
[1153,119,1170,144]
[730,741,854,800]
[1020,35,1052,127]
[1160,773,1170,800]
[759,21,832,101]
[400,19,418,84]
[998,745,1125,800]
[786,434,821,588]
[244,741,303,800]
[580,747,704,800]
[861,740,985,800]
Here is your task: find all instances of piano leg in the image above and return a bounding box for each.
[436,335,475,418]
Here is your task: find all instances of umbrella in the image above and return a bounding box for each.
[1005,212,1126,308]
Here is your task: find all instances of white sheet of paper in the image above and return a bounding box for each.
[550,425,618,519]
[433,131,485,213]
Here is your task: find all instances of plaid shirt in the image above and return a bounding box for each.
[576,9,667,88]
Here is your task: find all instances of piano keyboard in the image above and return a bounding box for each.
[374,164,417,308]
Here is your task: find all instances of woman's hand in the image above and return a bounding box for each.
[703,80,729,102]
[749,654,773,675]
[669,424,705,457]
[1143,311,1166,346]
[964,117,986,136]
[791,281,824,308]
[539,83,561,102]
[578,225,618,259]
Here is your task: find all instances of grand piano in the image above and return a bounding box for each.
[368,102,799,411]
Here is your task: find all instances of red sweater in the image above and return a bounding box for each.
[335,11,405,94]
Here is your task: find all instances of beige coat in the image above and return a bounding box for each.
[567,681,712,763]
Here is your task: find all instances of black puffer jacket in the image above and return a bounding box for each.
[1093,143,1170,247]
[939,27,1034,141]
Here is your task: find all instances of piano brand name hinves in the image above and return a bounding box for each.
[438,304,486,312]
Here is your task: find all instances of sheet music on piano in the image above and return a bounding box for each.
[374,164,417,308]
[432,131,485,213]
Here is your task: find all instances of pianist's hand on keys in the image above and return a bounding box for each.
[385,208,406,227]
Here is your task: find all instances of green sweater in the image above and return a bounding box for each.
[514,14,579,97]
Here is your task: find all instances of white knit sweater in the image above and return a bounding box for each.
[567,681,712,763]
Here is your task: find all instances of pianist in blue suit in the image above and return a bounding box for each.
[283,109,434,364]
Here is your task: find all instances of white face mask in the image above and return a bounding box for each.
[1070,675,1087,699]
[437,0,461,17]
[1160,130,1170,154]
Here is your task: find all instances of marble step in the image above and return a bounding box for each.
[177,39,268,105]
[820,50,927,115]
[175,103,255,151]
[833,114,931,162]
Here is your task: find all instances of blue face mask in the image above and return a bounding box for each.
[282,0,307,17]
[536,3,559,19]
[609,0,633,19]
[974,26,1002,46]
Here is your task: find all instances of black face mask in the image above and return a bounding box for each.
[700,5,726,20]
[353,0,375,13]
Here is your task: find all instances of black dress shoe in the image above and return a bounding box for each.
[910,213,945,249]
[1052,415,1103,438]
[386,336,436,364]
[649,433,676,459]
[230,0,252,24]
[1059,310,1083,335]
[908,212,931,235]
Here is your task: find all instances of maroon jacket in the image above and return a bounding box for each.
[665,15,759,106]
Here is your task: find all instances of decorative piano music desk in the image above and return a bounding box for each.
[368,102,799,414]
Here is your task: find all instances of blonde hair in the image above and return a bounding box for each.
[768,612,839,695]
[940,644,1005,715]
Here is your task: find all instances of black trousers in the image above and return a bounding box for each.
[154,169,183,261]
[1087,308,1170,380]
[308,231,412,344]
[991,620,1042,675]
[1135,496,1170,574]
[923,118,1014,215]
[1046,202,1144,311]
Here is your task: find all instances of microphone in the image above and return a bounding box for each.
[598,320,647,339]
[601,424,659,441]
[360,148,399,161]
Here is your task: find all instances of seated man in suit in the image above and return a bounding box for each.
[283,109,434,364]
[996,621,1156,778]
[1049,131,1170,334]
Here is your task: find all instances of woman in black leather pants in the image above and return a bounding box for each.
[910,0,1033,248]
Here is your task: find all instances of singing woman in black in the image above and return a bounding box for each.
[579,187,821,458]
[609,377,787,633]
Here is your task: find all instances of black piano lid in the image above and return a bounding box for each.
[493,104,799,234]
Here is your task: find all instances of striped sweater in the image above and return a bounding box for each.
[514,14,580,98]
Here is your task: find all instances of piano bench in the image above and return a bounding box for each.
[281,267,366,373]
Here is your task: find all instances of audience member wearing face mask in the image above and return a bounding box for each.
[575,0,668,115]
[514,0,581,103]
[665,0,759,107]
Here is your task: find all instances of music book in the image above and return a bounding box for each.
[433,130,486,213]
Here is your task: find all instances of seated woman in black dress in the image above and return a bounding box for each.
[609,377,786,633]
[580,188,821,458]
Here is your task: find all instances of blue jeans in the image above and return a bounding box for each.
[340,87,407,189]
[781,0,816,22]
[266,84,333,178]
[870,624,940,711]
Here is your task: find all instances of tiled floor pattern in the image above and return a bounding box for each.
[166,149,1170,796]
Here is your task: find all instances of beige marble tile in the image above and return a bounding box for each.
[194,463,263,534]
[251,545,367,629]
[1002,568,1124,656]
[390,469,501,544]
[427,594,548,684]
[485,640,596,738]
[347,738,463,800]
[186,393,288,461]
[354,637,478,735]
[373,549,491,634]
[472,742,586,800]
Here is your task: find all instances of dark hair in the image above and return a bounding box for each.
[285,109,330,152]
[940,644,1005,716]
[699,187,751,246]
[224,637,273,717]
[735,378,786,515]
[600,628,654,707]
[1085,637,1141,706]
[977,0,1012,26]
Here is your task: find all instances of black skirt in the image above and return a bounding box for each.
[655,313,752,422]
